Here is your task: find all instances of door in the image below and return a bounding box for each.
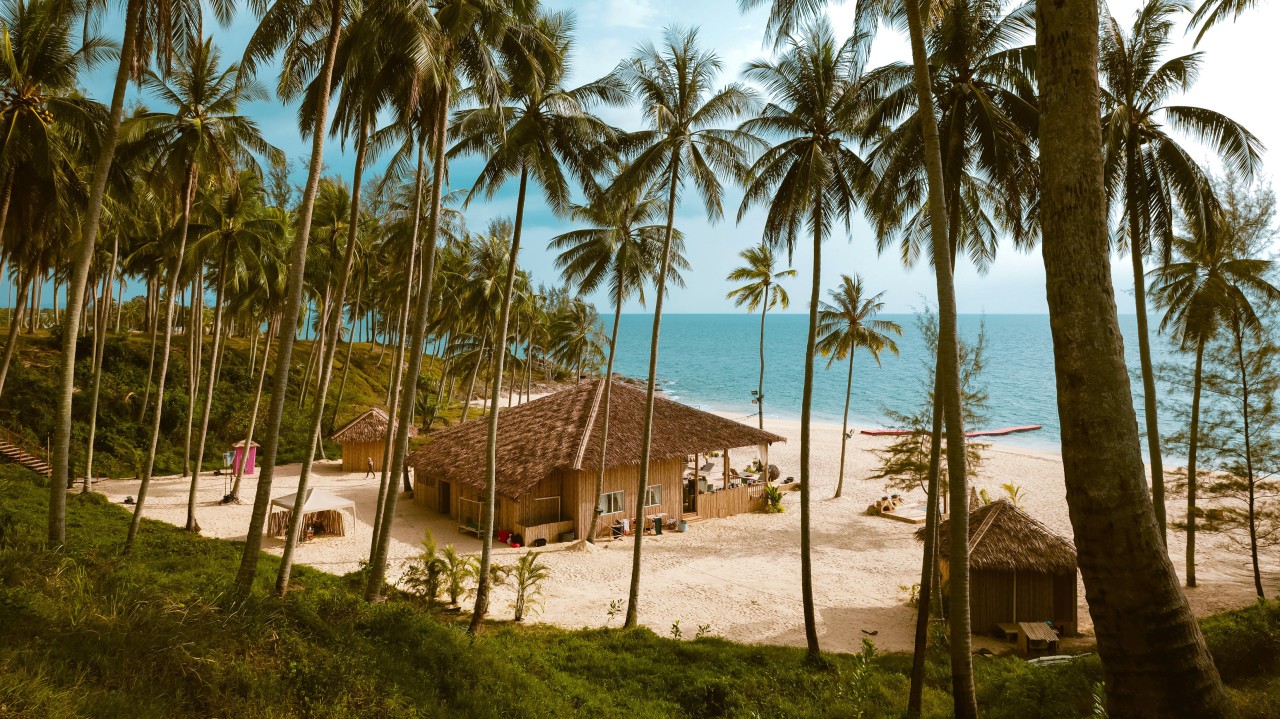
[438,481,451,515]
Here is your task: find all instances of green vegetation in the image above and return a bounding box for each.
[0,331,459,480]
[1,465,1278,718]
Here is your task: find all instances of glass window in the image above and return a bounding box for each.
[598,490,624,514]
[644,485,662,507]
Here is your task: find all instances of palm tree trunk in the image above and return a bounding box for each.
[460,333,487,424]
[126,164,198,551]
[757,292,767,430]
[469,166,529,634]
[184,265,205,478]
[371,146,424,558]
[902,0,974,711]
[366,92,448,603]
[85,234,120,482]
[0,272,31,400]
[186,247,230,532]
[232,317,274,501]
[587,282,625,544]
[834,351,854,499]
[1037,1,1230,713]
[49,0,144,544]
[796,213,824,663]
[1232,316,1263,597]
[625,150,681,629]
[907,375,945,718]
[140,275,160,421]
[1186,335,1205,587]
[277,127,370,595]
[1128,147,1167,542]
[330,284,361,434]
[234,0,344,595]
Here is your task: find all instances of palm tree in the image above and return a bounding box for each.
[186,170,283,534]
[0,0,111,401]
[607,26,757,629]
[816,275,900,498]
[874,0,978,711]
[860,0,1038,273]
[1190,0,1259,43]
[856,4,1038,707]
[1100,0,1262,542]
[366,0,528,604]
[123,38,273,549]
[234,0,355,594]
[726,243,795,430]
[49,0,233,549]
[551,182,687,544]
[1150,208,1280,587]
[736,19,869,663]
[1038,0,1231,713]
[276,3,424,595]
[448,9,621,632]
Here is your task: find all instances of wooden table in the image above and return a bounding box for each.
[1017,621,1060,656]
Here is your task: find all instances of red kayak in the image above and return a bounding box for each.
[860,425,1042,438]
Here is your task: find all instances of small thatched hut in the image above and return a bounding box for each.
[331,408,417,472]
[918,499,1079,636]
[408,379,784,545]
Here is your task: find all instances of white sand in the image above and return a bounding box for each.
[98,414,1277,654]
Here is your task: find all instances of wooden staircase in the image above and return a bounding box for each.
[0,427,51,477]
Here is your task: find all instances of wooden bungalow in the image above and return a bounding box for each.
[407,378,785,545]
[331,408,417,472]
[919,499,1079,637]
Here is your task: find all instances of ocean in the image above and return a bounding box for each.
[606,313,1184,453]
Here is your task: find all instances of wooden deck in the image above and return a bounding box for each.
[870,502,930,524]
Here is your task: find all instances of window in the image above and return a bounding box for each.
[598,490,624,514]
[644,485,662,507]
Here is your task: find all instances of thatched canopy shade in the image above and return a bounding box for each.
[330,408,418,444]
[916,499,1077,575]
[407,379,784,497]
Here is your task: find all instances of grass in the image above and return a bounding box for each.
[0,330,477,480]
[3,466,1279,718]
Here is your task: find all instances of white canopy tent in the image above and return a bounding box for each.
[267,489,357,538]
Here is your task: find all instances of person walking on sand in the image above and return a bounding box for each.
[365,457,375,479]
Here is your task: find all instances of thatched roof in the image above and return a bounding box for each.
[330,408,418,444]
[407,378,784,497]
[917,499,1077,575]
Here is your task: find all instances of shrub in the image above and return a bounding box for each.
[1202,600,1280,682]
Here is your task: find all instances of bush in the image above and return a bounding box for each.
[1202,600,1280,682]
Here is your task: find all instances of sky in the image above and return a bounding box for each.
[18,0,1280,316]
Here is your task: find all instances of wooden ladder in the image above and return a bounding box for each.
[0,427,51,477]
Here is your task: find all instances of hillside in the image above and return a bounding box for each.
[0,330,481,480]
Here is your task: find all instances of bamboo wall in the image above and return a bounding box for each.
[697,484,752,519]
[411,456,754,543]
[341,441,385,472]
[962,568,1078,637]
[563,458,685,539]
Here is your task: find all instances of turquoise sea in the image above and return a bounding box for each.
[606,313,1182,453]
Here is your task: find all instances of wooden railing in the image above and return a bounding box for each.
[0,425,48,463]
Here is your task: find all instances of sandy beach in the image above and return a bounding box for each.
[98,411,1277,654]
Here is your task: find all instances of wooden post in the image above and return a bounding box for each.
[723,448,730,489]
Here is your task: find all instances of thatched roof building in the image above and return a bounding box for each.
[409,379,784,498]
[920,499,1077,575]
[331,408,417,472]
[409,379,785,544]
[918,499,1079,636]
